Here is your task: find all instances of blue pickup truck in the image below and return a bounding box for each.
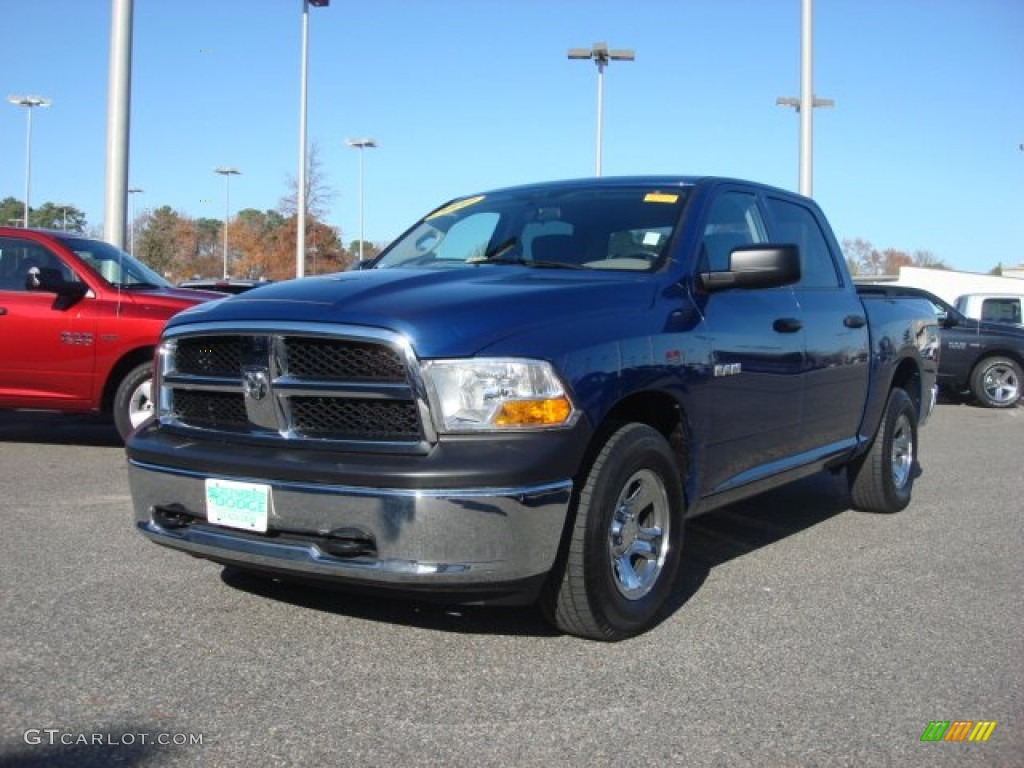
[127,176,938,640]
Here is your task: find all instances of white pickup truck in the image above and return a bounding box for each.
[955,293,1024,325]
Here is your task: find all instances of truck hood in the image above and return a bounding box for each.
[130,285,224,304]
[117,285,224,315]
[166,267,658,357]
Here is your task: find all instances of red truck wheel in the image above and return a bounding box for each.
[113,362,154,440]
[542,423,684,641]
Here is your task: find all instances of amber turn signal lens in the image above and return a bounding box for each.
[493,397,572,427]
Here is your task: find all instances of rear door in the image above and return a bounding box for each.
[0,235,99,408]
[763,195,869,456]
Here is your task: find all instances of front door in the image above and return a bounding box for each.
[689,190,806,495]
[0,236,98,408]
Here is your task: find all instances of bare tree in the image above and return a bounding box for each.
[278,140,337,220]
[911,250,948,270]
[841,237,948,276]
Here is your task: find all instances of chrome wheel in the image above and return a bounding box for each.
[543,423,684,640]
[890,411,914,490]
[982,362,1020,406]
[608,468,670,600]
[128,378,153,428]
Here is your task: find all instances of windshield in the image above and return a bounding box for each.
[56,235,171,289]
[373,185,691,272]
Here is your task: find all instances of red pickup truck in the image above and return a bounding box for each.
[0,227,220,438]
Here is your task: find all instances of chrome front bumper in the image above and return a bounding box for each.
[129,460,573,597]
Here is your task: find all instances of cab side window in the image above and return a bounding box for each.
[764,198,840,289]
[0,238,72,291]
[700,192,767,272]
[980,298,1022,324]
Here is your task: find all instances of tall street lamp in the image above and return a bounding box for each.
[346,138,377,265]
[214,167,241,278]
[128,187,144,256]
[7,95,52,228]
[297,0,330,278]
[776,0,833,197]
[567,42,633,177]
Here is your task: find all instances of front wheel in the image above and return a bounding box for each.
[541,423,685,641]
[113,362,154,440]
[847,387,918,513]
[969,356,1021,408]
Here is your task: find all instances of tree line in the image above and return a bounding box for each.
[2,144,380,281]
[1,195,378,282]
[131,205,380,281]
[840,237,951,277]
[0,197,88,232]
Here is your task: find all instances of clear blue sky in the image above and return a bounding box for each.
[3,0,1022,273]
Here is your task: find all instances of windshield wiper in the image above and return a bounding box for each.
[468,237,585,269]
[468,237,519,263]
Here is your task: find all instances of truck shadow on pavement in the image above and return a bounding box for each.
[0,410,122,448]
[221,469,854,640]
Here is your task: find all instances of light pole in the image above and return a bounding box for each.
[297,0,330,278]
[346,138,377,265]
[567,42,634,177]
[776,0,833,197]
[7,95,52,228]
[128,187,143,256]
[214,167,241,279]
[103,0,134,249]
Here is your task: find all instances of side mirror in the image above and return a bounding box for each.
[27,267,89,302]
[700,244,801,291]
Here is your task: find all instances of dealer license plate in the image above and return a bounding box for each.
[205,478,270,533]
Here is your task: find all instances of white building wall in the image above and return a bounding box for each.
[892,266,1024,305]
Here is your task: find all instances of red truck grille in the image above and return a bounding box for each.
[159,328,429,448]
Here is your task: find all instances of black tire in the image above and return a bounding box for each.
[113,362,154,440]
[541,423,685,641]
[847,388,918,513]
[969,356,1021,408]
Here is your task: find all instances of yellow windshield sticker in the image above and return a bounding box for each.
[644,192,679,204]
[426,195,486,220]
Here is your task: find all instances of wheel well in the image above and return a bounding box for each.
[598,391,690,483]
[890,358,923,418]
[101,348,154,414]
[972,349,1024,375]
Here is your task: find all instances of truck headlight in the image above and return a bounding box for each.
[422,358,577,432]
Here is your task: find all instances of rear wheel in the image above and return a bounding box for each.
[969,356,1021,408]
[113,362,154,440]
[848,387,918,513]
[542,423,685,641]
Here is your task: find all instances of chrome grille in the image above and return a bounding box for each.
[159,325,429,447]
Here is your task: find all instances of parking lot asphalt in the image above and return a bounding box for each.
[1,404,1021,767]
